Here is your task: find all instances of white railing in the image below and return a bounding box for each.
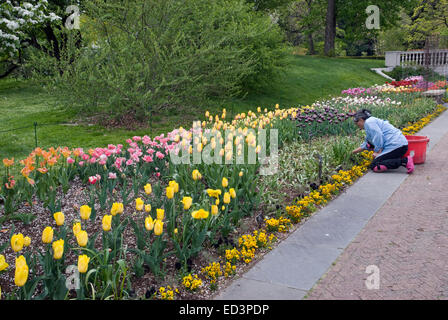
[385,50,448,76]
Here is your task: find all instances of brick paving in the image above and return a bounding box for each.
[306,132,448,300]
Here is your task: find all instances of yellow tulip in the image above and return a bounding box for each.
[191,209,209,220]
[223,192,231,204]
[14,256,28,287]
[144,183,152,195]
[76,230,88,247]
[135,198,144,211]
[72,222,81,236]
[53,211,65,226]
[222,177,228,188]
[239,171,243,177]
[156,208,165,221]
[145,204,152,213]
[211,205,218,215]
[169,180,179,193]
[42,227,54,244]
[111,202,124,216]
[206,189,221,198]
[52,239,64,260]
[229,188,236,199]
[145,216,154,231]
[182,197,192,210]
[166,186,174,199]
[78,255,90,274]
[16,255,27,269]
[154,219,164,236]
[0,255,9,272]
[102,215,112,232]
[80,205,92,220]
[11,233,24,252]
[192,169,202,181]
[23,236,31,247]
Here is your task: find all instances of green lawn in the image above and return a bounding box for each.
[0,55,387,160]
[225,55,386,112]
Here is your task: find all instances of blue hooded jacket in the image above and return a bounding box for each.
[360,117,408,155]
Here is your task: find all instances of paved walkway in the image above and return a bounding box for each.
[306,126,448,299]
[216,105,448,300]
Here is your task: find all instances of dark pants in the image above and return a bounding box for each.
[369,145,409,170]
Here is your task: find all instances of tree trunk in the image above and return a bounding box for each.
[306,0,316,55]
[324,0,336,56]
[308,33,315,55]
[0,63,18,79]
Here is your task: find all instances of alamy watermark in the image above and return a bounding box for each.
[65,5,80,30]
[65,264,80,290]
[365,5,380,30]
[169,126,279,175]
[365,265,380,290]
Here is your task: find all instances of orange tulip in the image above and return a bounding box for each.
[2,158,14,167]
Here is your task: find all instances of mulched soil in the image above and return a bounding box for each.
[0,172,292,300]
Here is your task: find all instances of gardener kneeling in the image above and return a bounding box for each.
[351,109,414,174]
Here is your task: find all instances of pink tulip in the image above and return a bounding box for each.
[88,176,98,184]
[108,172,117,179]
[143,155,153,163]
[67,157,75,164]
[142,136,151,145]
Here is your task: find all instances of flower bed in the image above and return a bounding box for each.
[0,83,446,299]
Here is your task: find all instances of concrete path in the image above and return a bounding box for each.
[215,105,448,300]
[371,67,395,81]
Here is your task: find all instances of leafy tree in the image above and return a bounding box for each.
[0,0,61,78]
[323,0,417,56]
[406,0,448,45]
[246,0,294,11]
[278,0,326,54]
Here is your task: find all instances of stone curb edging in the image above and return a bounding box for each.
[371,67,395,81]
[215,105,448,300]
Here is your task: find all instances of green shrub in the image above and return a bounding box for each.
[384,65,446,82]
[32,0,289,120]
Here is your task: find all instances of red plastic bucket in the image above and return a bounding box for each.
[403,135,430,164]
